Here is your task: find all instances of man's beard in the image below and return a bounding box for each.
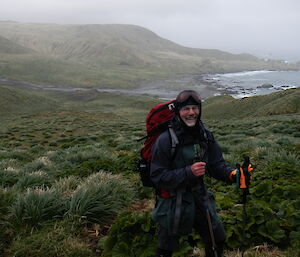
[182,115,198,127]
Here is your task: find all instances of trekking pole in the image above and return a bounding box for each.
[236,156,254,257]
[194,145,218,257]
[199,177,218,257]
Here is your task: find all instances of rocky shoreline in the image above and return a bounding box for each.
[1,71,299,100]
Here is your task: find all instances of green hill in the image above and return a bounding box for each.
[202,87,300,119]
[0,35,33,54]
[0,86,59,118]
[0,22,266,66]
[0,21,298,88]
[1,81,298,122]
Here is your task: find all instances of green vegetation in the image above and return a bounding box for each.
[0,85,299,256]
[0,21,299,88]
[0,35,32,54]
[0,86,59,118]
[202,87,300,119]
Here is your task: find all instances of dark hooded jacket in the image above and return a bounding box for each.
[150,116,234,236]
[150,116,233,191]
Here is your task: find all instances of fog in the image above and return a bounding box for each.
[1,0,300,61]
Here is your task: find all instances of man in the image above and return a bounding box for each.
[150,90,236,257]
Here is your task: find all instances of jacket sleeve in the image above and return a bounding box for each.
[206,132,234,184]
[150,132,197,190]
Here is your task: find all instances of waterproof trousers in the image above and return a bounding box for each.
[156,202,226,257]
[155,248,173,257]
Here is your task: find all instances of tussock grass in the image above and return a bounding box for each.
[22,159,53,174]
[0,186,18,215]
[67,171,135,225]
[264,150,300,168]
[7,221,97,257]
[52,176,82,196]
[0,168,21,187]
[48,145,106,166]
[0,149,33,162]
[0,88,299,256]
[15,172,53,190]
[10,187,67,228]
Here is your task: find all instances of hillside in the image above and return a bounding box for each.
[0,35,33,54]
[0,22,264,65]
[0,86,59,118]
[0,85,299,256]
[202,87,300,119]
[0,21,299,88]
[1,81,299,123]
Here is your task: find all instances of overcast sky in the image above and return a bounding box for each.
[1,0,300,61]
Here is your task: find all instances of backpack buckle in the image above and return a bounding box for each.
[168,103,175,111]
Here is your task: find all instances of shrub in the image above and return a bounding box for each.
[67,171,135,225]
[100,212,157,257]
[222,202,286,249]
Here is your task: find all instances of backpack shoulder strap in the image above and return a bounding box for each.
[199,120,208,142]
[168,124,179,158]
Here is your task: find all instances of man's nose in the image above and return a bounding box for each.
[187,108,196,114]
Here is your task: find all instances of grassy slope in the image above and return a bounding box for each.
[0,87,299,256]
[0,86,59,118]
[1,85,299,121]
[202,87,300,119]
[0,22,263,64]
[2,84,299,118]
[0,35,33,54]
[0,21,299,88]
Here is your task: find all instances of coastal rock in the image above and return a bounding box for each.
[258,83,273,88]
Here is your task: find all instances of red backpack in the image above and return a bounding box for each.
[138,100,179,187]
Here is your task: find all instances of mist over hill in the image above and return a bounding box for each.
[0,21,299,88]
[0,22,259,64]
[0,35,33,54]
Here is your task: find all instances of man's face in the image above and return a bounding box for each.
[179,105,200,127]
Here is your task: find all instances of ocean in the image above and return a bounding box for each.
[203,70,300,98]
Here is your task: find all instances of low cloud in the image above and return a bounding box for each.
[1,0,299,61]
